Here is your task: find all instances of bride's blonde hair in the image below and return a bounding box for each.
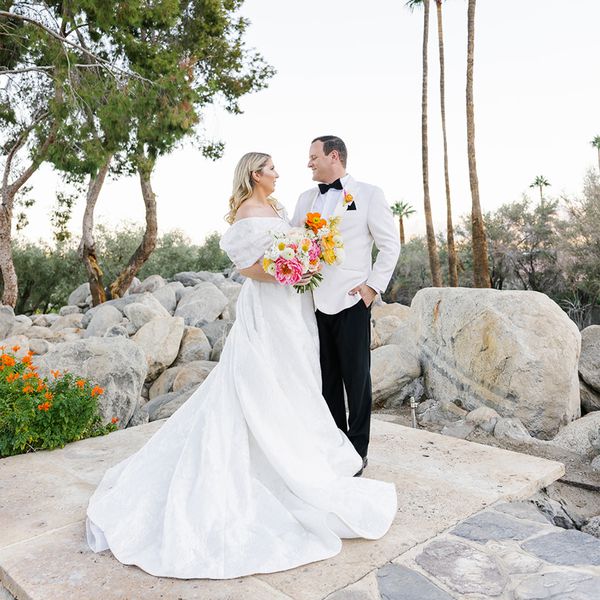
[226,152,279,224]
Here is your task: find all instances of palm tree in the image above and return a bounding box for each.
[529,175,550,205]
[434,0,458,286]
[391,201,416,246]
[591,135,600,172]
[406,0,442,287]
[466,0,490,288]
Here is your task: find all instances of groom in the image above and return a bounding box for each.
[292,135,400,476]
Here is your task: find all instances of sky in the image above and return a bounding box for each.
[19,0,600,246]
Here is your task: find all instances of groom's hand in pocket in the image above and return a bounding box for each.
[348,283,377,307]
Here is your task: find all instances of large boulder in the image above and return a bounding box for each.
[171,360,217,392]
[371,301,411,321]
[123,301,170,332]
[581,379,600,414]
[33,337,147,427]
[152,284,179,314]
[130,274,166,294]
[173,326,211,365]
[370,344,421,408]
[409,288,581,439]
[84,305,122,338]
[174,282,228,326]
[68,282,90,307]
[132,316,185,380]
[549,411,600,457]
[146,385,201,421]
[49,313,85,332]
[149,365,182,399]
[373,315,404,347]
[579,325,600,392]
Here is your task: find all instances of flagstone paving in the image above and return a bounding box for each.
[1,418,581,600]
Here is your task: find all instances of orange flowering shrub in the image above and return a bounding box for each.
[0,350,118,458]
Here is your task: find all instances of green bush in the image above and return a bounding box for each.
[0,348,117,458]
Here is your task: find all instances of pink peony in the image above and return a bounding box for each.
[309,239,321,262]
[274,256,304,285]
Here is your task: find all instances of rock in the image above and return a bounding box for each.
[152,285,178,314]
[50,313,84,332]
[173,271,211,287]
[218,281,242,320]
[29,338,52,355]
[371,344,421,408]
[59,305,81,317]
[494,417,534,443]
[171,360,217,392]
[149,366,183,399]
[132,316,185,380]
[415,539,506,596]
[31,314,51,327]
[0,305,14,316]
[0,335,29,357]
[371,301,411,321]
[122,301,170,332]
[528,492,578,529]
[513,571,600,600]
[123,277,141,296]
[522,530,600,566]
[383,376,425,410]
[549,411,600,457]
[200,320,233,348]
[592,456,600,471]
[373,315,404,347]
[131,274,166,294]
[174,282,228,326]
[579,325,600,392]
[581,379,600,414]
[466,406,500,433]
[127,403,149,427]
[492,501,550,524]
[376,564,453,600]
[582,516,600,539]
[23,326,54,340]
[210,336,226,361]
[174,326,211,365]
[441,419,475,439]
[103,325,129,338]
[68,282,90,306]
[146,385,200,421]
[84,305,122,338]
[12,315,32,335]
[451,510,548,543]
[497,550,542,575]
[417,399,467,426]
[0,312,17,339]
[33,337,147,427]
[410,288,581,439]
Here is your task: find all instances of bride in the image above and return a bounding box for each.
[85,152,397,580]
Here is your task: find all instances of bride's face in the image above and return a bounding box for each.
[254,159,279,195]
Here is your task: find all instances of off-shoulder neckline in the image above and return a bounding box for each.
[231,216,285,224]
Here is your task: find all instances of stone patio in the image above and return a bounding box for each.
[0,418,565,600]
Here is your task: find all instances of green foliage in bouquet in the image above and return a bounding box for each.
[0,348,117,458]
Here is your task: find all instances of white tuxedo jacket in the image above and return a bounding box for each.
[291,175,400,315]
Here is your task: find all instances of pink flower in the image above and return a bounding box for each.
[309,240,321,262]
[274,257,304,285]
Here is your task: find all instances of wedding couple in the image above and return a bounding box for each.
[86,135,401,579]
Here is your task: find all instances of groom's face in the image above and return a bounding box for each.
[308,141,336,184]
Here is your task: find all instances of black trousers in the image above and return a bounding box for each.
[316,300,372,458]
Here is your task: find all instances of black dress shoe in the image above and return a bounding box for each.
[353,456,368,477]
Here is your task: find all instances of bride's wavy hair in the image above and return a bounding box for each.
[226,152,278,224]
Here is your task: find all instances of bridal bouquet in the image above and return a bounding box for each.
[262,228,323,292]
[262,214,344,292]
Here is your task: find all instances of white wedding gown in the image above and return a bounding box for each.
[86,216,397,579]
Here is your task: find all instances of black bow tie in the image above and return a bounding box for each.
[318,179,343,194]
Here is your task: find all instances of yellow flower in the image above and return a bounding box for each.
[262,257,273,271]
[343,193,353,205]
[323,249,336,265]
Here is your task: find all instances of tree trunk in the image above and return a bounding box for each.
[0,206,18,307]
[466,0,490,288]
[399,218,405,247]
[597,147,600,173]
[108,159,158,298]
[436,0,458,287]
[79,159,111,306]
[421,0,442,287]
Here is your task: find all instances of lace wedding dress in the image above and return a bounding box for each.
[86,216,397,579]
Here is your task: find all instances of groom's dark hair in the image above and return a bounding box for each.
[312,135,347,168]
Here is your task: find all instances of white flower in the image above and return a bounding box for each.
[281,247,295,260]
[266,263,276,276]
